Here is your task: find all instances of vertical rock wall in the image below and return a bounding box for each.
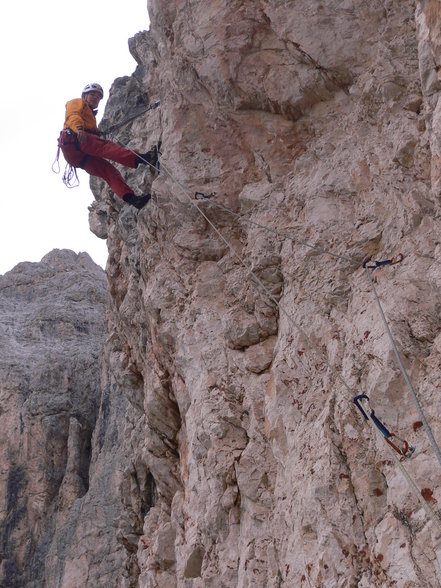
[88,0,441,586]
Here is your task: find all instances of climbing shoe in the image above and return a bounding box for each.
[122,193,151,210]
[136,144,160,172]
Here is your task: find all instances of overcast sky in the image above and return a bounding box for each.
[0,1,150,275]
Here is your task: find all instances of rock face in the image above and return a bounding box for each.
[5,1,441,586]
[0,251,114,587]
[88,1,441,585]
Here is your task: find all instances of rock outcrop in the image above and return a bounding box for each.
[92,1,441,586]
[4,1,441,586]
[0,251,114,587]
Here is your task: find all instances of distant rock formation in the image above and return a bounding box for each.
[0,251,114,587]
[4,1,441,586]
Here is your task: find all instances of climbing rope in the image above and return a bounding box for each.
[100,100,160,137]
[192,191,361,266]
[117,143,441,535]
[52,132,81,188]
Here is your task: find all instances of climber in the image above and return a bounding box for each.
[59,83,157,210]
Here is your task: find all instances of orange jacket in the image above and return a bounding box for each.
[63,98,99,133]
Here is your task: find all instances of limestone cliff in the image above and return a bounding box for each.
[0,251,112,587]
[88,1,441,585]
[4,1,441,586]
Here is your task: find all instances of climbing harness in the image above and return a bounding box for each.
[353,394,415,460]
[362,253,404,269]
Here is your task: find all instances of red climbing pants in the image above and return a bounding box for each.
[60,131,137,198]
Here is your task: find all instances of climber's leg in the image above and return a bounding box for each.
[79,133,138,168]
[80,155,134,198]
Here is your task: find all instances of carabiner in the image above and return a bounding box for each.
[194,191,216,200]
[353,394,415,460]
[386,433,416,460]
[362,253,404,269]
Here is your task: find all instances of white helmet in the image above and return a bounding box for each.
[82,83,104,98]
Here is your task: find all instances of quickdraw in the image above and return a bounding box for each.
[194,191,216,200]
[353,394,415,460]
[362,253,404,269]
[155,140,162,175]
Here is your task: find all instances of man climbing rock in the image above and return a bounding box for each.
[59,83,157,209]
